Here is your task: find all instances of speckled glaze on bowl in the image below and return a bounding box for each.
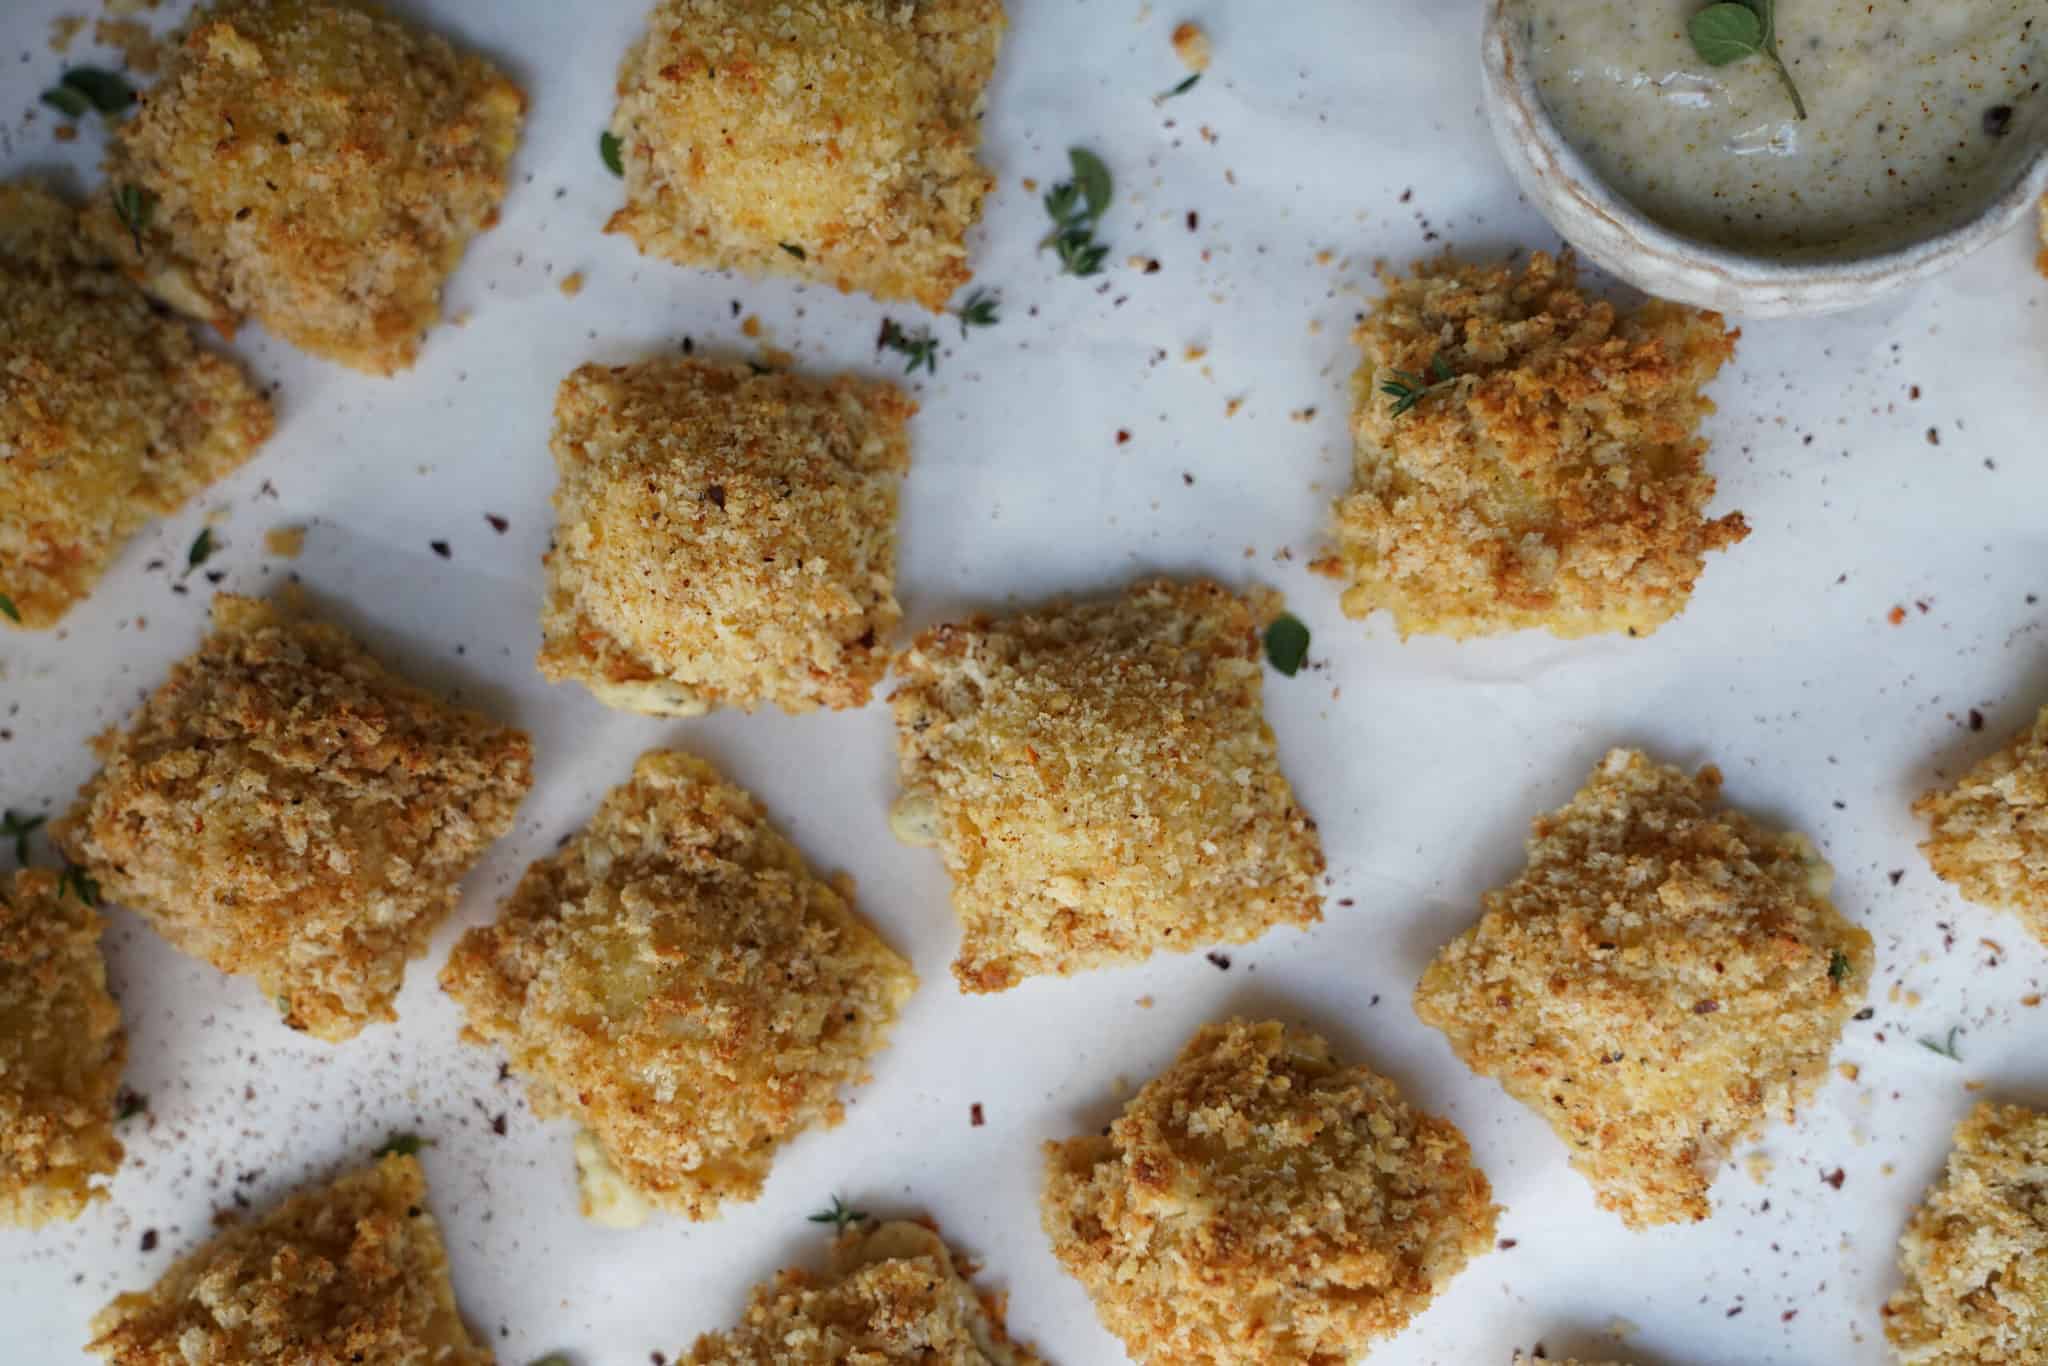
[1482,0,2048,318]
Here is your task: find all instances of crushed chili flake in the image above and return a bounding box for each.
[1888,605,1908,626]
[1822,1168,1846,1189]
[970,1103,985,1127]
[485,513,509,534]
[1969,709,1985,731]
[140,1229,158,1252]
[1115,429,1132,445]
[1693,999,1721,1015]
[1889,870,1905,886]
[1205,951,1232,970]
[1498,1237,1518,1250]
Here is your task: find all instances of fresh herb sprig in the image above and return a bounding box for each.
[1919,1027,1963,1062]
[1827,949,1851,984]
[1379,354,1458,418]
[113,184,154,254]
[1155,73,1201,103]
[375,1133,433,1159]
[877,318,938,375]
[598,131,623,177]
[2,811,45,866]
[808,1195,868,1232]
[1040,147,1113,278]
[1264,614,1311,677]
[58,864,100,907]
[1688,1,1806,121]
[186,528,217,573]
[41,67,136,120]
[0,593,19,624]
[954,288,999,336]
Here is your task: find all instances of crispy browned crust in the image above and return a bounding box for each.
[1320,251,1747,639]
[440,750,916,1223]
[1415,748,1872,1228]
[1915,703,2048,947]
[0,869,125,1227]
[87,1154,491,1365]
[1041,1018,1498,1365]
[685,1218,1043,1364]
[888,578,1325,992]
[1884,1102,2048,1364]
[55,594,533,1043]
[0,181,272,630]
[86,0,524,374]
[607,0,1003,310]
[538,359,913,716]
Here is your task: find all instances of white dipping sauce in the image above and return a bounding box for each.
[1525,0,2045,255]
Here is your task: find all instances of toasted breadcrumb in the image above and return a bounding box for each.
[1042,1018,1498,1365]
[607,0,1004,311]
[0,869,125,1228]
[55,594,532,1043]
[1915,703,2048,947]
[1414,748,1872,1228]
[1170,21,1210,72]
[1884,1101,2048,1364]
[88,1153,488,1364]
[539,359,912,716]
[86,0,525,374]
[262,524,304,558]
[2037,196,2046,277]
[888,578,1324,993]
[441,751,916,1223]
[94,18,165,74]
[685,1218,1042,1364]
[1318,252,1747,639]
[1,182,272,630]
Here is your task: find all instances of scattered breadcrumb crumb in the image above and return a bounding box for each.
[1745,1152,1775,1184]
[1042,1018,1498,1365]
[92,18,163,73]
[261,525,305,559]
[102,0,162,16]
[87,1154,488,1364]
[51,16,86,52]
[1916,703,2048,947]
[1170,21,1211,72]
[1415,748,1872,1228]
[557,270,585,298]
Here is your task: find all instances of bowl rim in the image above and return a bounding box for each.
[1482,0,2048,312]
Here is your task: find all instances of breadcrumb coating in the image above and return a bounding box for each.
[888,578,1324,993]
[1318,252,1748,639]
[685,1218,1043,1364]
[1,181,272,630]
[607,0,1004,310]
[55,594,533,1043]
[538,359,912,716]
[1414,748,1872,1228]
[87,0,525,374]
[1884,1102,2048,1365]
[1041,1018,1498,1366]
[441,750,916,1223]
[88,1153,490,1365]
[1915,703,2048,947]
[0,869,125,1227]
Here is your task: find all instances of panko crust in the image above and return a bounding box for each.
[86,0,525,375]
[1414,748,1872,1229]
[87,1153,490,1365]
[1318,251,1748,639]
[1915,703,2048,946]
[54,594,533,1044]
[440,750,916,1223]
[1,181,272,631]
[1884,1102,2048,1365]
[0,869,126,1227]
[888,578,1325,993]
[685,1218,1043,1365]
[607,0,1004,310]
[538,359,913,716]
[1041,1018,1499,1366]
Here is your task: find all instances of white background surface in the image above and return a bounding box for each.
[4,2,2047,1363]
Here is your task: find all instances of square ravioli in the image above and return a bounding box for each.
[538,359,912,716]
[1041,1018,1498,1366]
[685,1217,1042,1364]
[88,1153,488,1364]
[1884,1102,2048,1365]
[0,869,126,1227]
[889,578,1324,992]
[1,182,272,630]
[1915,702,2048,945]
[1318,251,1748,639]
[440,750,916,1224]
[88,0,524,374]
[607,0,1004,310]
[55,594,533,1043]
[1414,748,1872,1228]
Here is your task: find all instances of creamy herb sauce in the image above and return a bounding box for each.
[1525,0,2045,255]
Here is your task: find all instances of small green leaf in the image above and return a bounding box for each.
[1068,147,1113,222]
[1157,73,1201,101]
[58,864,100,907]
[60,67,136,114]
[955,288,999,335]
[186,527,216,572]
[2,810,46,865]
[1918,1027,1963,1062]
[1688,3,1765,66]
[808,1194,868,1232]
[41,87,91,119]
[113,183,154,253]
[599,131,623,177]
[375,1133,433,1159]
[1264,614,1311,677]
[0,593,19,624]
[779,242,806,260]
[1827,949,1851,984]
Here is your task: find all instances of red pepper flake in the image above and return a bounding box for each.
[1887,605,1908,626]
[1115,429,1132,446]
[1693,999,1721,1015]
[140,1229,158,1252]
[430,540,451,559]
[1206,951,1232,970]
[1926,428,1940,446]
[1498,1237,1518,1250]
[1783,1310,1799,1323]
[1185,211,1199,231]
[1822,1168,1846,1189]
[1969,709,1985,732]
[970,1103,985,1127]
[1726,1306,1743,1318]
[484,513,509,534]
[1889,869,1905,886]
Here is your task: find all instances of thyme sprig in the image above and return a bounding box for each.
[1379,354,1458,418]
[954,288,999,336]
[808,1195,869,1232]
[1040,147,1113,277]
[2,810,45,865]
[1918,1027,1963,1062]
[878,318,938,375]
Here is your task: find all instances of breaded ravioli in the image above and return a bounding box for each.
[441,751,915,1225]
[55,594,533,1043]
[607,0,1004,309]
[88,1153,489,1365]
[1884,1102,2048,1365]
[1041,1019,1498,1366]
[1415,748,1872,1228]
[889,578,1325,992]
[87,0,524,374]
[685,1218,1042,1364]
[1915,702,2048,946]
[0,182,272,630]
[538,359,912,716]
[1318,251,1748,639]
[0,869,126,1227]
